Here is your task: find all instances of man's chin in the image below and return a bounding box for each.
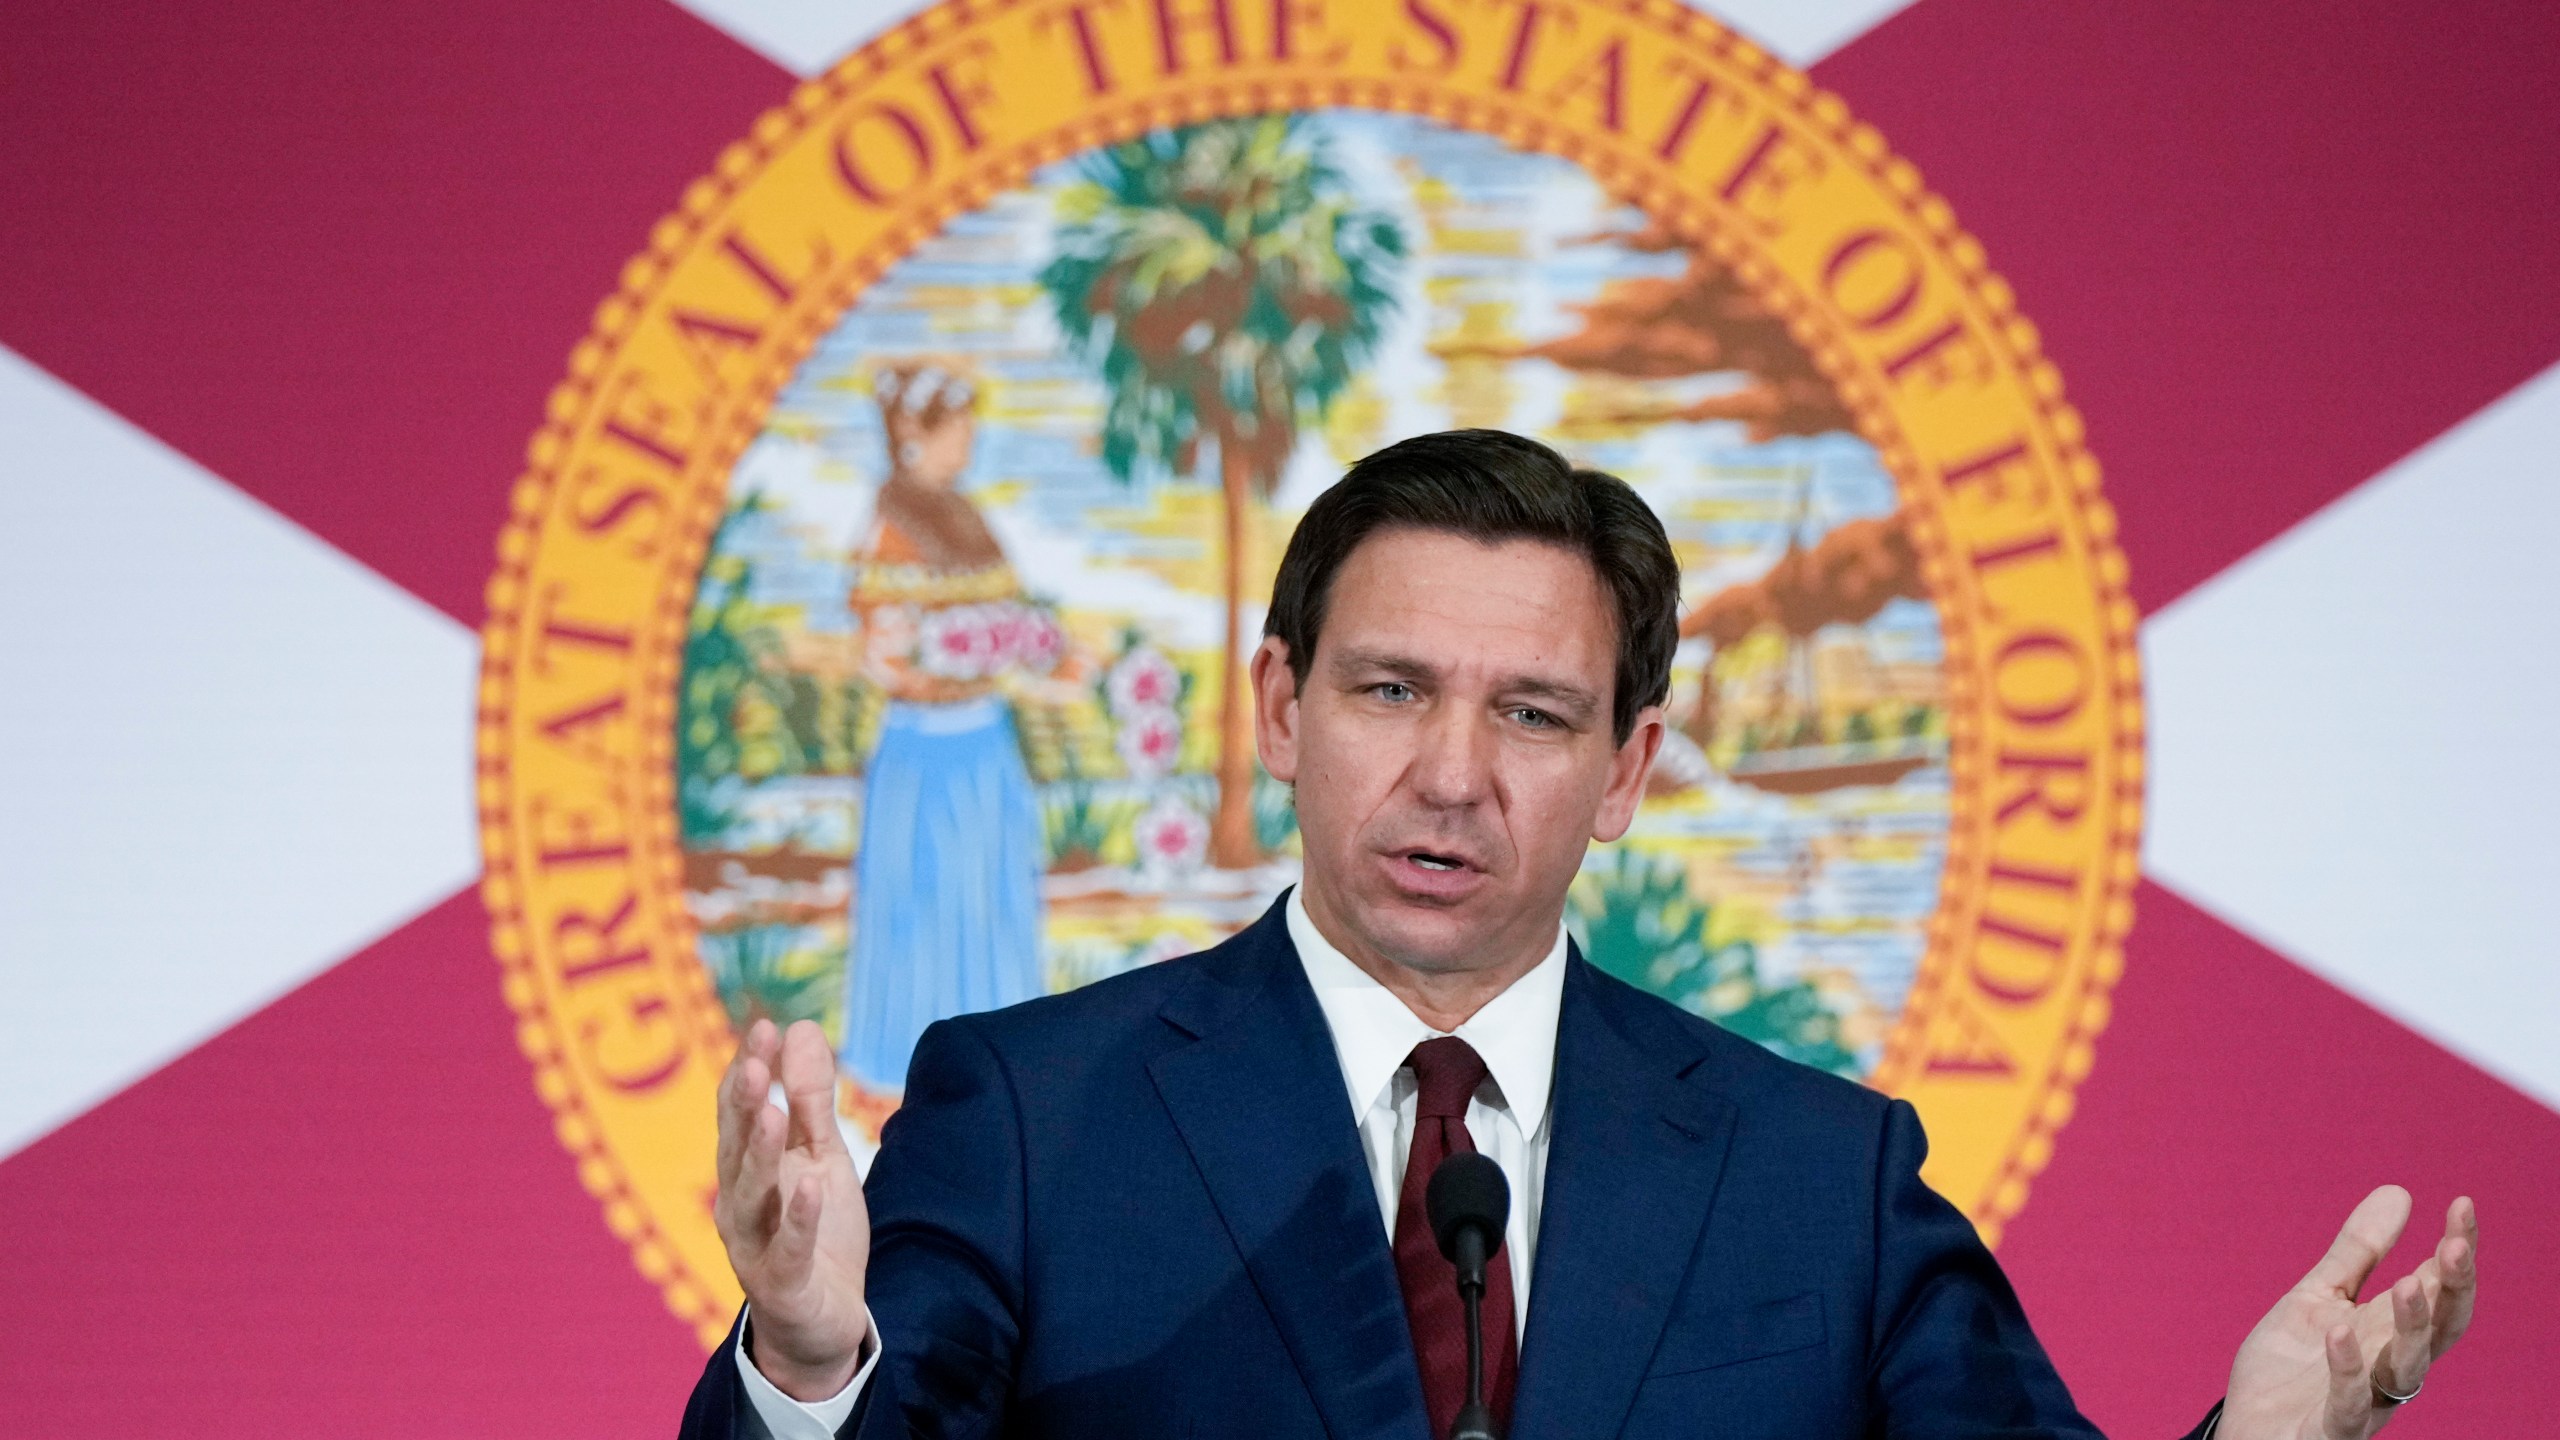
[1352,897,1528,977]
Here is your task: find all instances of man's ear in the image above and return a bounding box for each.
[1250,637,1301,784]
[1591,705,1666,844]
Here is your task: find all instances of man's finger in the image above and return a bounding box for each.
[2302,1185,2413,1300]
[778,1019,847,1160]
[716,1019,773,1168]
[2431,1197,2478,1355]
[715,1023,778,1191]
[2374,1274,2432,1401]
[769,1170,824,1282]
[2322,1323,2371,1440]
[731,1099,789,1255]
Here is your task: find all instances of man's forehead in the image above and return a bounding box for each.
[1331,527,1605,604]
[1319,528,1616,670]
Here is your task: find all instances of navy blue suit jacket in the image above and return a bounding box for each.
[683,897,2216,1439]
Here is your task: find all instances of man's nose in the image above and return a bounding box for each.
[1408,703,1493,808]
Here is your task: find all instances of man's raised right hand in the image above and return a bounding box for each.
[714,1018,874,1401]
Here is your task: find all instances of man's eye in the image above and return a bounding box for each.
[1512,707,1556,728]
[1375,682,1415,703]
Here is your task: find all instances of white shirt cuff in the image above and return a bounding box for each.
[734,1305,881,1440]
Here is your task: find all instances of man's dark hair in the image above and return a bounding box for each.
[1263,429,1680,745]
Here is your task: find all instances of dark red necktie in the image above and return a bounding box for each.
[1394,1037,1518,1439]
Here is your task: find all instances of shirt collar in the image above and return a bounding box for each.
[1287,886,1566,1138]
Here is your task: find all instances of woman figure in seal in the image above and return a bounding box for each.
[838,361,1061,1098]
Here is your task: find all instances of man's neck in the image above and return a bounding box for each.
[1297,879,1559,1033]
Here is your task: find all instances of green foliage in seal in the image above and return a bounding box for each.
[676,499,776,844]
[1038,114,1406,496]
[699,924,834,1035]
[1570,849,1862,1078]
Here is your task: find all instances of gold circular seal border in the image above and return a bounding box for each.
[478,0,2143,1344]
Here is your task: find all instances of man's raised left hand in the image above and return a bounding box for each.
[2217,1187,2478,1440]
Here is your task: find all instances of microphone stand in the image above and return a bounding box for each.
[1448,1221,1499,1440]
[1429,1151,1509,1440]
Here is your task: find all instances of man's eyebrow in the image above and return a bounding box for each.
[1501,676,1602,721]
[1324,646,1438,680]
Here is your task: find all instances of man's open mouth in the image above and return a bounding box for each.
[1407,852,1466,872]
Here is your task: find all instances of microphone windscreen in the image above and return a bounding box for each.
[1425,1151,1511,1263]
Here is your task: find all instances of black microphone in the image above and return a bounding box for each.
[1425,1152,1510,1440]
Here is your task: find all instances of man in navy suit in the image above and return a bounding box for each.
[684,431,2480,1440]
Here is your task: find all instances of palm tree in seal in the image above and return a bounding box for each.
[1041,115,1405,869]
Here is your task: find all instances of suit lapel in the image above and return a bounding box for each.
[1148,904,1431,1440]
[1512,954,1738,1440]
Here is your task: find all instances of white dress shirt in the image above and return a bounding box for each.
[734,1305,880,1439]
[737,888,1569,1438]
[1287,885,1565,1336]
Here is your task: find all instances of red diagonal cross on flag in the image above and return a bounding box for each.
[2,1,2553,1435]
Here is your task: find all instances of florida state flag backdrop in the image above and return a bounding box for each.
[2,0,2554,1432]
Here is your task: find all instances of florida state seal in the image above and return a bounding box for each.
[479,0,2141,1345]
